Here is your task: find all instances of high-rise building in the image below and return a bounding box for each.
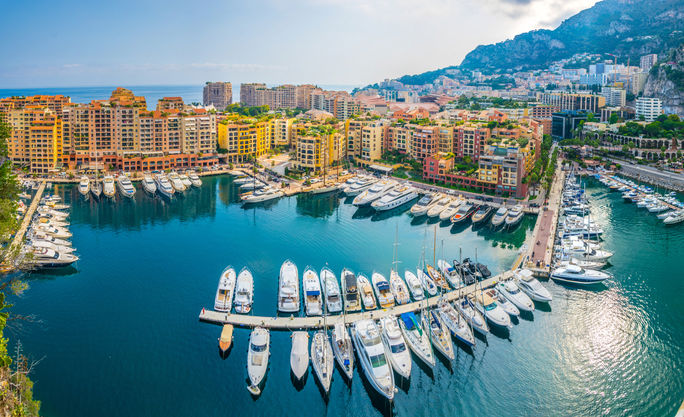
[6,107,63,173]
[601,87,627,107]
[203,82,232,109]
[539,92,605,113]
[635,98,663,122]
[551,110,588,140]
[640,54,658,71]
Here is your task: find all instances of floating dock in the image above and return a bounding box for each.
[10,181,46,250]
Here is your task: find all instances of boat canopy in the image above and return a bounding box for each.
[344,272,357,290]
[306,290,320,296]
[377,281,390,291]
[400,312,418,330]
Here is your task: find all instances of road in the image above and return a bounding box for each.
[607,157,684,191]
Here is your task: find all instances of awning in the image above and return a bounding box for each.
[368,164,393,174]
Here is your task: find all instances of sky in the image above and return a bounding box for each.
[0,0,599,88]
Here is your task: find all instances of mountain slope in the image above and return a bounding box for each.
[460,0,684,71]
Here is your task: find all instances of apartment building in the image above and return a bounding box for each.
[270,118,294,147]
[640,54,658,71]
[477,147,527,198]
[0,95,71,119]
[292,124,345,171]
[454,124,490,160]
[6,107,63,173]
[539,92,605,113]
[601,87,626,107]
[239,83,323,110]
[203,82,232,109]
[360,124,384,163]
[157,96,185,111]
[217,119,272,163]
[635,97,663,122]
[311,91,361,120]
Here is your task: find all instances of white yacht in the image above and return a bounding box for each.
[515,269,552,302]
[179,173,192,188]
[439,198,464,221]
[154,174,175,199]
[141,175,157,194]
[454,297,489,335]
[30,247,78,267]
[311,331,334,394]
[320,267,342,313]
[505,205,524,227]
[471,292,511,328]
[278,260,300,313]
[426,309,455,360]
[398,312,435,367]
[188,171,202,187]
[78,176,90,196]
[425,264,450,291]
[371,272,395,308]
[290,331,309,381]
[234,267,254,314]
[496,280,534,312]
[246,327,270,395]
[450,202,476,223]
[352,179,397,206]
[389,270,410,305]
[102,176,116,198]
[341,268,362,312]
[116,175,136,198]
[356,274,377,310]
[379,317,412,379]
[34,224,71,239]
[438,300,475,347]
[214,266,236,312]
[491,206,508,227]
[551,264,611,285]
[90,181,102,199]
[370,184,418,211]
[410,193,436,216]
[426,196,452,218]
[351,320,395,400]
[417,268,438,296]
[404,270,425,301]
[27,239,75,254]
[29,231,71,247]
[303,267,323,316]
[343,177,377,196]
[241,187,283,204]
[167,172,186,194]
[331,323,354,380]
[471,204,493,224]
[664,210,684,225]
[438,259,463,289]
[487,288,519,316]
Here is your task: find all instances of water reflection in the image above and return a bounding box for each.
[295,193,341,218]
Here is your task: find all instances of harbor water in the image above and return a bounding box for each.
[8,175,684,416]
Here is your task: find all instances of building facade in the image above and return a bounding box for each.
[203,82,233,110]
[635,97,663,122]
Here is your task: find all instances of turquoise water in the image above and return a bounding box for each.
[8,176,684,416]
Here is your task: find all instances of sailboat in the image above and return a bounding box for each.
[310,143,339,195]
[389,226,411,304]
[331,323,354,380]
[398,312,435,367]
[426,309,455,360]
[290,331,310,381]
[311,329,334,393]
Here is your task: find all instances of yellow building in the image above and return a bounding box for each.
[270,118,294,147]
[29,114,63,173]
[292,123,345,171]
[218,118,271,162]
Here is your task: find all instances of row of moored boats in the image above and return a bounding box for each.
[77,171,202,200]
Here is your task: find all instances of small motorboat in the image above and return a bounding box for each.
[491,206,508,227]
[179,174,192,188]
[29,247,79,267]
[471,292,511,328]
[486,288,520,317]
[438,259,462,288]
[389,270,410,305]
[141,175,157,194]
[303,267,323,316]
[247,327,270,395]
[188,171,202,187]
[371,272,395,308]
[290,331,309,381]
[454,297,489,335]
[417,268,438,296]
[218,324,234,355]
[398,312,435,367]
[425,264,450,291]
[78,176,90,196]
[331,323,354,380]
[404,270,425,301]
[515,269,552,302]
[410,193,436,216]
[311,330,334,394]
[341,268,362,312]
[214,266,236,312]
[379,317,412,379]
[356,274,377,310]
[102,175,116,198]
[471,204,493,224]
[278,260,300,313]
[426,196,451,218]
[505,205,524,228]
[234,267,254,314]
[90,180,102,199]
[439,198,463,221]
[116,175,136,198]
[320,267,343,313]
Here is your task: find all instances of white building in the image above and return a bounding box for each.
[635,97,663,122]
[602,87,626,107]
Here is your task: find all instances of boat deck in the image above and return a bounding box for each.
[199,273,508,330]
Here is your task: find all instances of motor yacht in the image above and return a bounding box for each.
[179,174,192,188]
[352,179,397,206]
[34,224,71,239]
[290,331,309,381]
[425,264,450,291]
[240,180,266,191]
[343,177,377,196]
[351,320,394,400]
[471,292,511,328]
[188,171,202,187]
[491,206,508,227]
[234,267,254,314]
[214,266,236,312]
[438,300,475,347]
[454,297,489,335]
[471,204,493,224]
[102,176,116,198]
[320,267,343,313]
[218,324,233,356]
[30,247,78,267]
[379,317,412,379]
[247,327,270,395]
[78,176,90,196]
[450,203,476,223]
[311,331,334,394]
[389,270,410,305]
[404,270,425,301]
[398,312,435,368]
[417,268,438,296]
[560,239,613,261]
[505,205,524,228]
[303,267,323,316]
[514,269,552,302]
[331,323,354,380]
[496,280,534,312]
[657,210,677,220]
[551,264,611,285]
[141,175,157,194]
[278,260,300,313]
[486,288,519,316]
[116,175,136,198]
[439,198,464,221]
[426,309,455,360]
[341,268,361,312]
[154,174,175,199]
[167,172,186,194]
[90,180,103,199]
[664,210,684,225]
[371,272,395,308]
[27,239,75,254]
[371,184,418,211]
[410,193,436,216]
[437,259,462,288]
[356,274,377,310]
[426,196,452,218]
[241,187,283,204]
[28,231,71,247]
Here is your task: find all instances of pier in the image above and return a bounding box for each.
[9,181,46,250]
[598,173,682,210]
[199,273,509,329]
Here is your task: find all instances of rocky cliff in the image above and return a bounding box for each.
[643,44,684,117]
